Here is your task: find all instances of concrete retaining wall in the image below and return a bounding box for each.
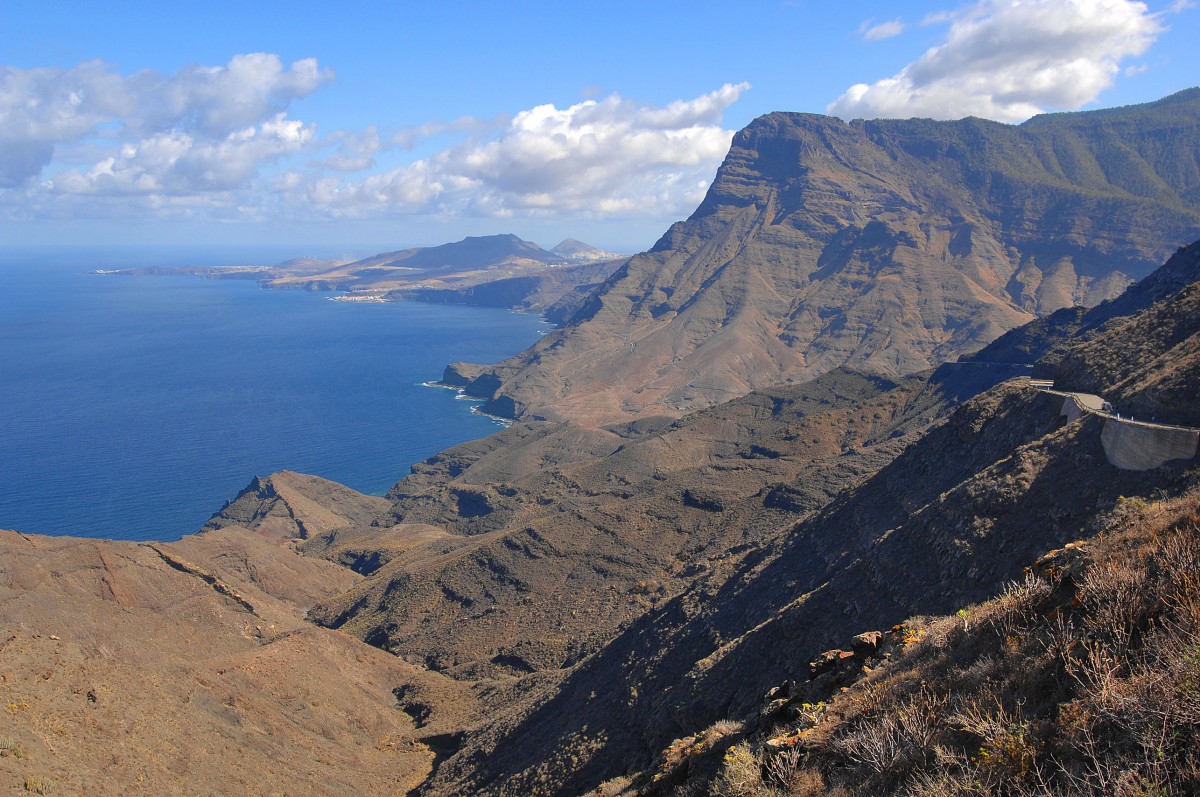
[1100,420,1200,471]
[1060,394,1105,423]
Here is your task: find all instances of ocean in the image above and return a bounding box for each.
[0,246,547,542]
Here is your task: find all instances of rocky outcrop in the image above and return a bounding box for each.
[203,470,391,542]
[455,90,1200,425]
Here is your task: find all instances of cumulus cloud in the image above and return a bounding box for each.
[859,18,907,41]
[51,114,316,195]
[829,0,1163,122]
[0,54,331,187]
[294,83,750,220]
[132,53,329,136]
[3,52,747,228]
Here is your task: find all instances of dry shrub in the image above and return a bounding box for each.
[703,718,744,746]
[22,776,54,795]
[985,572,1052,641]
[953,697,1039,786]
[1053,518,1200,795]
[905,765,983,797]
[594,775,634,796]
[833,686,948,779]
[1078,556,1150,654]
[714,742,766,797]
[775,764,827,797]
[1158,521,1200,627]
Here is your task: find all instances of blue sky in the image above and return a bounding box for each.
[2,0,1197,256]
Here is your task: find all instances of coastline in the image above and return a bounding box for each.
[420,380,514,427]
[2,260,545,541]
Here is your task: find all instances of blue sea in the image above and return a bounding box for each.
[0,246,546,541]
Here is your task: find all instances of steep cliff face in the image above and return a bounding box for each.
[457,90,1200,425]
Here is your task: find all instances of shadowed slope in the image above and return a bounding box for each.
[417,236,1200,796]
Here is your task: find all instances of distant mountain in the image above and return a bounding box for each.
[452,89,1200,425]
[264,233,559,292]
[262,233,623,303]
[550,238,624,262]
[350,233,559,273]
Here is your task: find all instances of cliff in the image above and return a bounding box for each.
[454,90,1200,425]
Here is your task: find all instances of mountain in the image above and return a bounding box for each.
[7,239,1194,794]
[198,237,1198,796]
[624,483,1200,796]
[263,233,627,315]
[449,90,1200,425]
[348,233,557,272]
[261,233,622,299]
[550,238,624,262]
[263,233,556,292]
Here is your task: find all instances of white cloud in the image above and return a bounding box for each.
[132,53,330,136]
[859,18,907,41]
[3,53,747,229]
[297,83,750,220]
[51,113,316,195]
[829,0,1164,122]
[0,54,331,187]
[318,126,384,172]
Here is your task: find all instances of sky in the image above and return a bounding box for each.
[2,0,1197,257]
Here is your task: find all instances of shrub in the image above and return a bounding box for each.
[714,742,766,797]
[23,776,54,794]
[834,687,947,779]
[0,736,23,758]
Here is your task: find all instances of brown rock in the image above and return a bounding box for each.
[850,631,883,655]
[808,649,856,679]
